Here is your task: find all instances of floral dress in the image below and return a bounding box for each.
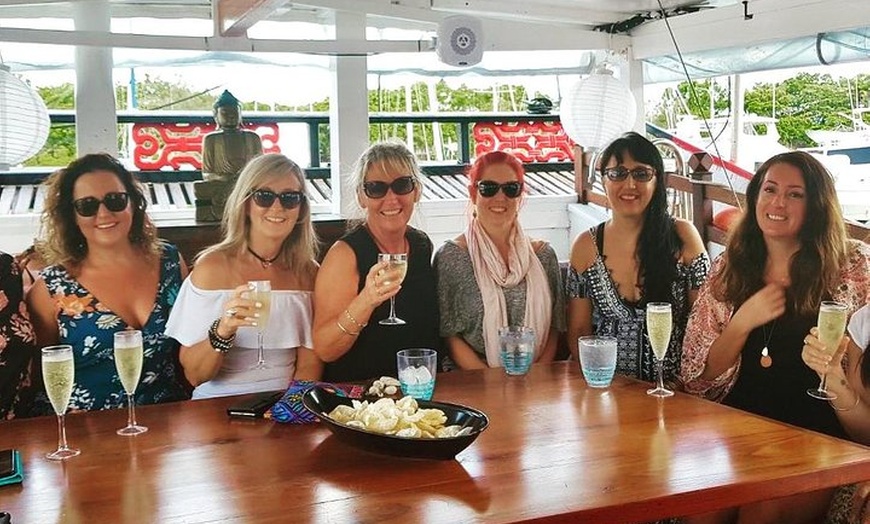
[33,242,189,414]
[0,253,36,420]
[566,224,710,385]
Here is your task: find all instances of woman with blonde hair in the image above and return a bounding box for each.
[312,141,440,382]
[166,153,323,398]
[28,153,190,413]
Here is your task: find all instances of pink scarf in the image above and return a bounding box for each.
[466,218,552,367]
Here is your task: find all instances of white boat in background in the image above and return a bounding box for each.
[661,114,870,223]
[806,108,870,165]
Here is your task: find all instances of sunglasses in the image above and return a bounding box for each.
[73,192,130,217]
[249,189,306,210]
[363,176,416,199]
[476,180,523,198]
[601,166,656,183]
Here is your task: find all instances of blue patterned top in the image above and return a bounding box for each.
[33,242,189,414]
[566,225,710,385]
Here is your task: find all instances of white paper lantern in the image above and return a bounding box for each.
[559,67,637,150]
[0,64,50,170]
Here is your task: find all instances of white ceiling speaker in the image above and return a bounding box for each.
[436,15,484,68]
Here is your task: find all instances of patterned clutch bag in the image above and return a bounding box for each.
[269,380,364,424]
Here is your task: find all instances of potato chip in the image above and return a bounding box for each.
[325,396,459,439]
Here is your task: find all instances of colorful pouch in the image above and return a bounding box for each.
[269,380,364,424]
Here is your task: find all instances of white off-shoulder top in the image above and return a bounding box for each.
[166,279,314,399]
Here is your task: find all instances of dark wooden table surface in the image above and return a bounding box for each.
[1,362,868,523]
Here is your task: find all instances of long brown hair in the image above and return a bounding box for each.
[713,151,847,317]
[39,153,159,269]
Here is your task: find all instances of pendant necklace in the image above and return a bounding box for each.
[247,246,279,268]
[760,319,777,368]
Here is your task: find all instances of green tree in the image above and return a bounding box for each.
[25,84,76,167]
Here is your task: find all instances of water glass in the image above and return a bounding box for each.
[578,336,618,388]
[396,348,437,400]
[498,326,536,376]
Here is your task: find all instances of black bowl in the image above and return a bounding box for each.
[302,386,489,460]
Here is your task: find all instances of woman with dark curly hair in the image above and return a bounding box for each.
[27,153,190,414]
[566,131,708,386]
[681,151,869,523]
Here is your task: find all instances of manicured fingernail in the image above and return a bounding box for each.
[255,302,262,308]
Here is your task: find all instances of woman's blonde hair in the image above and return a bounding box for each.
[197,153,318,277]
[350,140,424,214]
[38,153,159,269]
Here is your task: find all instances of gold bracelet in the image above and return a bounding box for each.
[344,308,367,329]
[830,393,861,412]
[336,319,360,337]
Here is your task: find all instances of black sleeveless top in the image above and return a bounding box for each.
[322,225,441,382]
[723,310,847,439]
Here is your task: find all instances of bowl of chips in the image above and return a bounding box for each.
[302,385,489,460]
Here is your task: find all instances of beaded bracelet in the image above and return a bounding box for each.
[344,309,367,330]
[208,318,235,353]
[830,394,861,412]
[336,319,360,337]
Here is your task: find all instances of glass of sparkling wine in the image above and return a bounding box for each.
[807,301,848,400]
[42,345,81,460]
[248,280,272,369]
[115,330,148,436]
[378,253,408,326]
[646,302,675,398]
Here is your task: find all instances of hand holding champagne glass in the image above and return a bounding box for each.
[115,330,148,435]
[646,302,674,398]
[378,253,408,325]
[248,280,272,369]
[42,345,80,460]
[807,301,848,400]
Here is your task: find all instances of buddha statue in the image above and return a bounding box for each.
[194,90,263,222]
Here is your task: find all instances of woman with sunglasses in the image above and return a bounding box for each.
[166,153,323,398]
[434,151,565,369]
[27,154,190,413]
[566,132,708,387]
[312,141,440,382]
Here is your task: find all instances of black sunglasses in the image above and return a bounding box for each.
[476,180,523,198]
[601,166,656,183]
[73,192,130,217]
[363,176,416,199]
[250,189,306,210]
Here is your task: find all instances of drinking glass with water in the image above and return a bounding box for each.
[578,336,617,388]
[397,348,437,400]
[498,326,536,376]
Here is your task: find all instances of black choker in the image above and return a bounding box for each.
[247,246,279,268]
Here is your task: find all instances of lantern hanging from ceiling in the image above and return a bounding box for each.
[0,64,50,170]
[559,65,637,150]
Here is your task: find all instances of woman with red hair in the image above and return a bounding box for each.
[434,151,565,370]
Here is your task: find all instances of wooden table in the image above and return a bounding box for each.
[1,363,869,523]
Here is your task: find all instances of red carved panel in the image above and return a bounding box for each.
[473,121,575,162]
[131,122,281,170]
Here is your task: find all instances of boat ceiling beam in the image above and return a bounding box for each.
[631,0,870,59]
[215,0,290,36]
[429,0,621,27]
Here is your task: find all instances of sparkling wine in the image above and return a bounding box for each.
[43,353,74,416]
[646,307,673,361]
[817,304,847,355]
[114,342,144,395]
[253,290,272,333]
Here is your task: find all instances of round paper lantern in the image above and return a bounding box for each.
[560,67,637,150]
[0,64,50,170]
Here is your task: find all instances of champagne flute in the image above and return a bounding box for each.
[646,302,675,398]
[378,253,408,326]
[248,280,272,369]
[42,345,81,460]
[115,330,148,436]
[807,301,848,400]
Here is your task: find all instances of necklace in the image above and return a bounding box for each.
[760,319,777,368]
[247,246,279,268]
